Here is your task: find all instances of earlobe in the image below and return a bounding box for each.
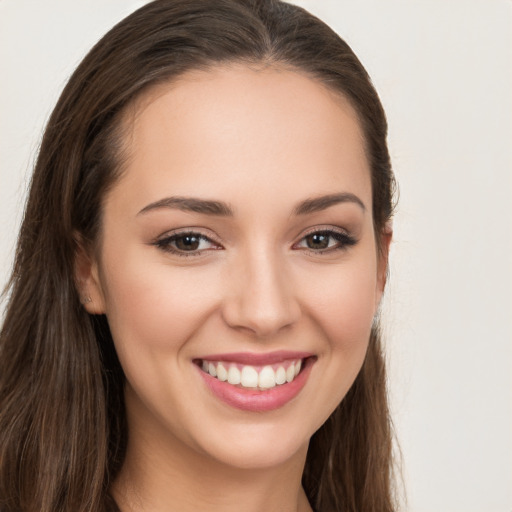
[74,235,106,315]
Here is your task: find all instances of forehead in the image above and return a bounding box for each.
[113,64,371,214]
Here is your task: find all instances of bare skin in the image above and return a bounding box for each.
[78,64,389,511]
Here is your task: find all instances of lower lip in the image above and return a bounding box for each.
[197,358,315,412]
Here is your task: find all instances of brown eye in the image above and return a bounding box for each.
[305,233,330,250]
[174,234,201,251]
[154,231,220,255]
[295,229,357,253]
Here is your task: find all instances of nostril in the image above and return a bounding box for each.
[221,298,300,337]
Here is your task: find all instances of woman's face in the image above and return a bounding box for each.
[83,65,388,471]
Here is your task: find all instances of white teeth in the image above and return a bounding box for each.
[258,365,276,389]
[286,364,295,383]
[294,359,302,376]
[275,366,286,385]
[227,366,241,385]
[208,362,217,377]
[202,358,305,388]
[216,363,228,382]
[241,366,259,388]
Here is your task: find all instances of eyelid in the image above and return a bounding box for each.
[152,228,224,256]
[292,225,357,253]
[157,226,221,240]
[150,225,356,257]
[294,225,351,242]
[298,225,349,238]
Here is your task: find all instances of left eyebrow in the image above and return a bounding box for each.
[293,193,366,215]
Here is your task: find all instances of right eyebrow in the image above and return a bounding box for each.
[137,196,234,216]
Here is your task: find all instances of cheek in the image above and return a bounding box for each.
[99,247,222,356]
[290,252,379,430]
[299,255,378,354]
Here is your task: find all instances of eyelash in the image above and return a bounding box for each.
[153,228,357,257]
[293,228,357,254]
[153,231,221,257]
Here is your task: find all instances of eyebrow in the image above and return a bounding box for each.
[293,193,366,215]
[137,192,365,217]
[138,196,234,216]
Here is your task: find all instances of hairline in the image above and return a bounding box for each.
[92,58,376,253]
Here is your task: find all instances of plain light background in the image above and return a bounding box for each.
[0,1,511,511]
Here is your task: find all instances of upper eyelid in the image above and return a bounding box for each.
[156,228,222,244]
[295,225,351,239]
[152,225,354,247]
[151,230,224,258]
[292,226,357,251]
[152,233,221,260]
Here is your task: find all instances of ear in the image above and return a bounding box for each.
[74,235,106,315]
[375,221,393,309]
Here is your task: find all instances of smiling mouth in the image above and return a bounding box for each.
[195,358,309,390]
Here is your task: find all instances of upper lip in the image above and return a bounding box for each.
[196,350,314,366]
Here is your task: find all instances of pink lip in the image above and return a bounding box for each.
[197,350,313,365]
[196,356,315,412]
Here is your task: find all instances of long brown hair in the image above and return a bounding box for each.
[0,1,397,510]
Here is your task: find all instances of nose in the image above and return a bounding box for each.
[221,247,301,338]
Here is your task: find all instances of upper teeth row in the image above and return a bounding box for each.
[201,360,302,389]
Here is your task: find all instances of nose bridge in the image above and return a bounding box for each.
[222,242,300,337]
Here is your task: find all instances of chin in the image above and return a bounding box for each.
[195,423,312,471]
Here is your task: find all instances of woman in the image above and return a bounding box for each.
[0,0,397,511]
